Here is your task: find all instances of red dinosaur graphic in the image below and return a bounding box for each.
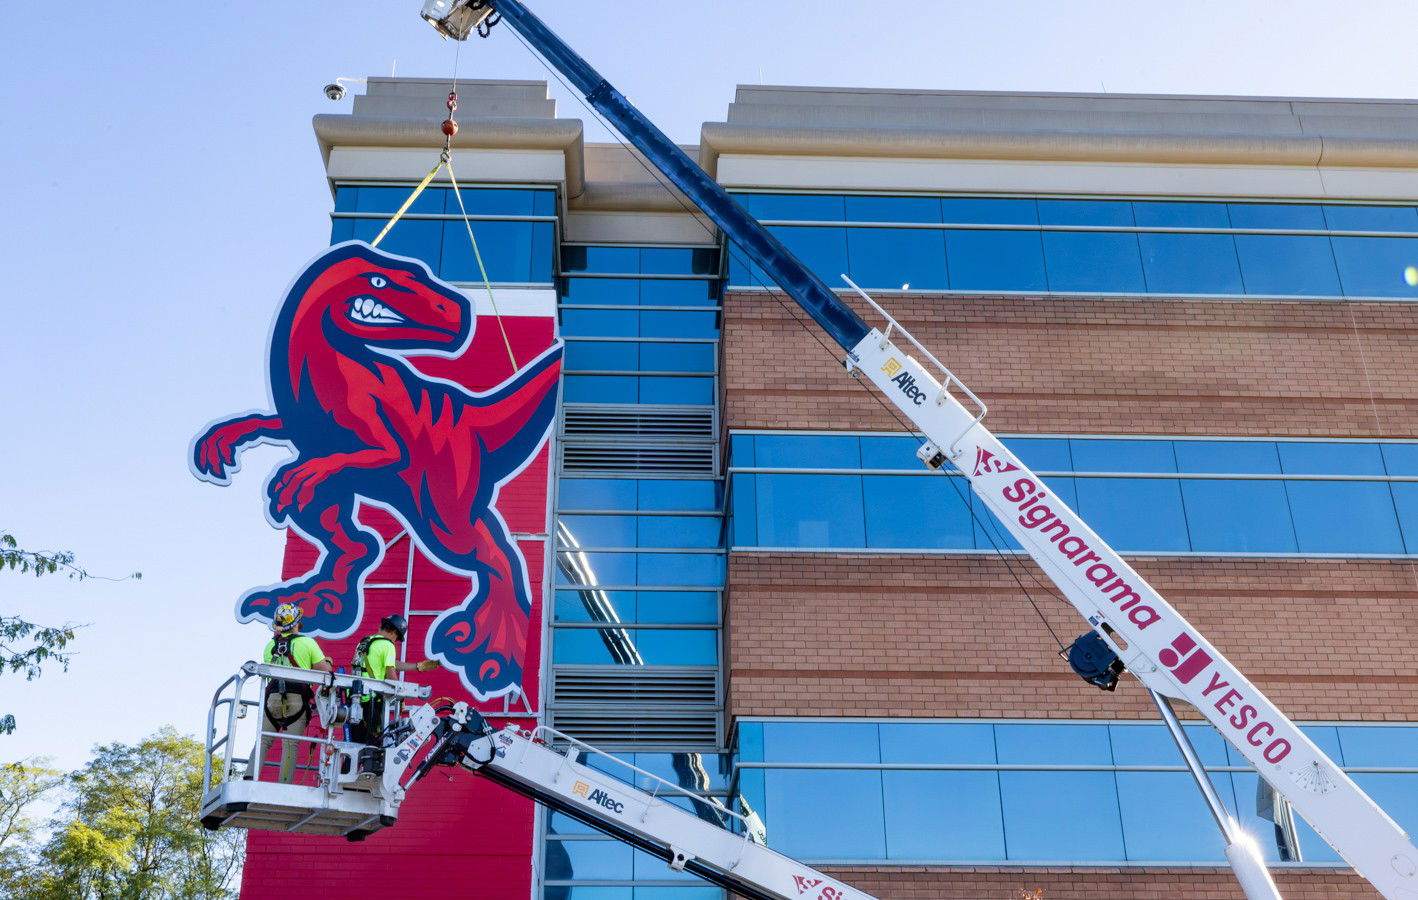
[191,241,561,698]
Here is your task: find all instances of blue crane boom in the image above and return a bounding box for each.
[457,0,871,352]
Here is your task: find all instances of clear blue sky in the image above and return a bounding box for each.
[4,0,1418,771]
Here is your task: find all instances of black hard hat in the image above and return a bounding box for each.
[380,614,408,641]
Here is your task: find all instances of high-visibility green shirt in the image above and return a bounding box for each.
[361,636,397,681]
[263,635,327,670]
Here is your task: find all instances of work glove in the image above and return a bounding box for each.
[416,659,442,672]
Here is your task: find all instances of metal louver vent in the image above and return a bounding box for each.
[560,404,718,476]
[563,445,715,474]
[562,405,715,440]
[550,666,721,749]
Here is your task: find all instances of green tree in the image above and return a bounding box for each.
[0,758,64,890]
[32,729,243,899]
[1,530,140,734]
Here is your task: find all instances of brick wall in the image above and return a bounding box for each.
[724,292,1418,437]
[727,553,1418,721]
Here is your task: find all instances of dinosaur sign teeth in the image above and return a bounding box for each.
[348,295,405,325]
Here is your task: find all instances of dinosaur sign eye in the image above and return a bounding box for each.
[368,275,388,289]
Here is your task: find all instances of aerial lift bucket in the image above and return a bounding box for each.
[199,661,431,839]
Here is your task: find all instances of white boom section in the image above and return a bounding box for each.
[842,283,1418,900]
[456,722,872,900]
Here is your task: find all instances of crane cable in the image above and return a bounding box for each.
[499,26,1075,654]
[368,44,520,374]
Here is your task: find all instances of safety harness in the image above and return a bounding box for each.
[265,634,315,729]
[352,634,396,680]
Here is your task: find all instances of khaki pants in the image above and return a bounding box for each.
[253,692,310,783]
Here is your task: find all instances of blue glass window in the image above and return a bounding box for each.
[545,839,634,879]
[563,245,639,273]
[762,722,881,764]
[1338,726,1418,767]
[1174,441,1281,474]
[445,187,554,216]
[878,723,997,763]
[1330,237,1418,297]
[639,280,718,307]
[844,195,942,223]
[1381,443,1418,475]
[1390,483,1418,553]
[1004,438,1072,471]
[847,227,947,290]
[565,340,640,371]
[1323,205,1418,232]
[563,278,640,305]
[352,185,445,214]
[945,230,1049,293]
[995,723,1112,764]
[1227,203,1327,230]
[1278,441,1386,475]
[1132,201,1231,228]
[635,591,719,624]
[552,628,717,665]
[349,219,442,271]
[1233,235,1342,296]
[745,193,845,221]
[763,769,885,859]
[560,479,638,510]
[1070,439,1177,473]
[1108,723,1229,766]
[440,220,554,283]
[940,197,1039,225]
[1180,480,1297,553]
[1075,477,1191,551]
[753,435,860,468]
[1140,233,1245,295]
[768,226,848,287]
[1038,199,1135,226]
[999,772,1125,860]
[860,436,927,469]
[1116,772,1231,861]
[862,475,973,549]
[752,475,865,548]
[639,342,715,373]
[1042,232,1147,293]
[639,247,719,276]
[1286,481,1404,554]
[883,772,1005,860]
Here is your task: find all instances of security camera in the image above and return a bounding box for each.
[323,83,346,101]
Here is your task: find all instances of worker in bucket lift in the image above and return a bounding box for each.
[253,602,332,783]
[348,614,441,744]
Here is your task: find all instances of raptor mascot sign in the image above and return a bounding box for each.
[191,241,561,699]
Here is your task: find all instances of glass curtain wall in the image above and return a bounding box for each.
[735,719,1418,866]
[548,245,727,900]
[727,194,1418,300]
[730,433,1418,556]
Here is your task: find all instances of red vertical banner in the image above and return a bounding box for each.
[189,243,558,896]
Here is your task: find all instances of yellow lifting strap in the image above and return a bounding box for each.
[369,157,446,249]
[366,153,522,374]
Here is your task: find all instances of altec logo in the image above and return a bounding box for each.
[793,875,846,899]
[572,780,625,814]
[882,358,927,405]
